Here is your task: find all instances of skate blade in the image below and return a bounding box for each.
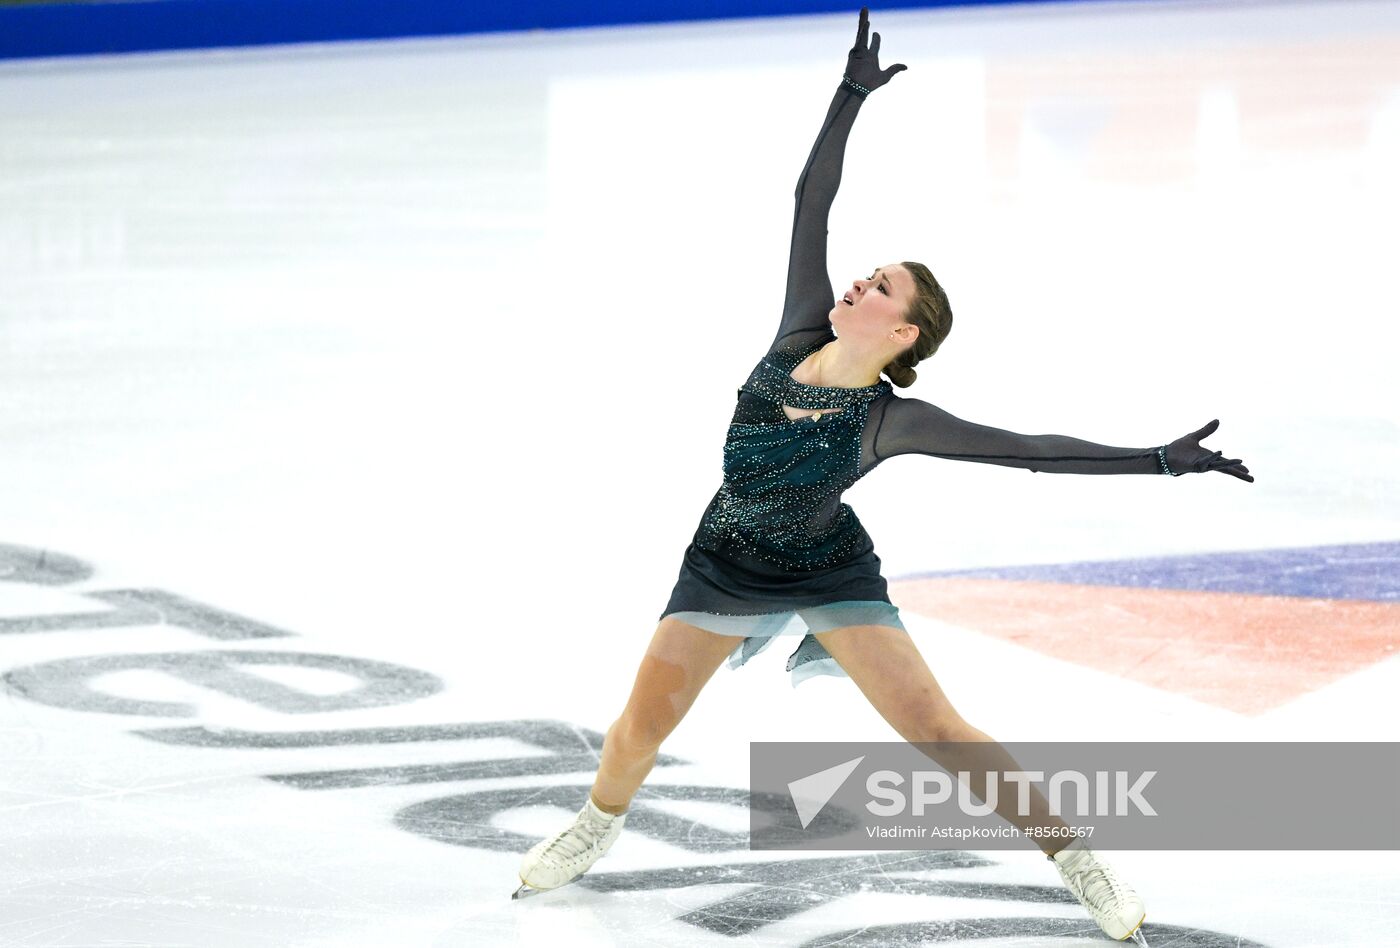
[511,875,582,901]
[1124,914,1149,946]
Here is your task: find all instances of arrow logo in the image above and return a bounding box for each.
[787,755,865,829]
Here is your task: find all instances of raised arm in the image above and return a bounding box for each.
[863,395,1254,480]
[769,7,907,354]
[768,83,863,353]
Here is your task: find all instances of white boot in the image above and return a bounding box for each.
[1049,837,1146,940]
[514,795,627,897]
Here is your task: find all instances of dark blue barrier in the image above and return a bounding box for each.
[0,0,1130,61]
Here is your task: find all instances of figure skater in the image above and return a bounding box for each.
[514,9,1250,942]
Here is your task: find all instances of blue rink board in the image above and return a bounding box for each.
[2,0,1159,61]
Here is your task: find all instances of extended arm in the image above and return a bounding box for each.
[768,83,864,353]
[768,8,907,354]
[864,396,1254,480]
[867,395,1160,475]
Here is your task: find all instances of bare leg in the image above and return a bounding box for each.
[813,624,1074,856]
[590,615,744,815]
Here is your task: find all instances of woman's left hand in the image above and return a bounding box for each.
[1164,419,1253,482]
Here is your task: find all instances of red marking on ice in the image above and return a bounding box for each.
[888,578,1400,716]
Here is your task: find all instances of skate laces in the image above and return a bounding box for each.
[539,808,614,865]
[1066,849,1128,911]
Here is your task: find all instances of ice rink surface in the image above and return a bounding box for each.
[2,0,1398,944]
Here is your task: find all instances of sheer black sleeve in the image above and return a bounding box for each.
[861,393,1161,477]
[768,82,866,354]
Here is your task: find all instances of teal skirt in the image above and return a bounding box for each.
[660,532,907,688]
[666,599,906,688]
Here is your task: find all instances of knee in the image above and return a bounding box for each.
[900,703,975,745]
[612,704,676,754]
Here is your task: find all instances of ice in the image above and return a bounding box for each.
[2,1,1398,944]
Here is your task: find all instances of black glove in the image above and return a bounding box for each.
[1163,419,1253,482]
[844,6,906,96]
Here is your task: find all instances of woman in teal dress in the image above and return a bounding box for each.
[516,10,1250,942]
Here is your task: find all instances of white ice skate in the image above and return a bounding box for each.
[512,795,627,900]
[1049,837,1147,942]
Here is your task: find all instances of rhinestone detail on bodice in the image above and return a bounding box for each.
[697,336,892,570]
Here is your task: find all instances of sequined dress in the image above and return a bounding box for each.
[659,80,1165,687]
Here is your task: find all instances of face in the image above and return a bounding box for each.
[829,263,918,351]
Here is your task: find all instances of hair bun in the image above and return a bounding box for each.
[883,361,917,388]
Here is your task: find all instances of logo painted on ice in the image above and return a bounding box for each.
[0,542,1271,947]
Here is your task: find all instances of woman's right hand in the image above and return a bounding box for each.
[845,6,907,95]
